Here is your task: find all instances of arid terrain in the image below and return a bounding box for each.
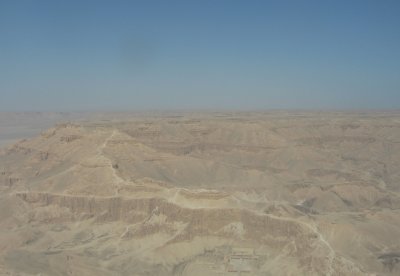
[0,111,400,275]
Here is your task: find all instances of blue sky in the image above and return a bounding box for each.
[1,0,399,111]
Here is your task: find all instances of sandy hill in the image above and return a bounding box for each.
[0,112,400,275]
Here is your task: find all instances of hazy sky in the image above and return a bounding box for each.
[1,0,399,111]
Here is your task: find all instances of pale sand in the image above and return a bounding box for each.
[0,111,400,275]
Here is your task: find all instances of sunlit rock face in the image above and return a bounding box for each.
[1,111,400,275]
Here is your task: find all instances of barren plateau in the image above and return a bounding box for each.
[1,111,400,275]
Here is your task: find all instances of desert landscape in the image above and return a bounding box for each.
[2,0,399,274]
[0,111,399,275]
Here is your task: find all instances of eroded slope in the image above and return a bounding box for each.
[1,112,400,275]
